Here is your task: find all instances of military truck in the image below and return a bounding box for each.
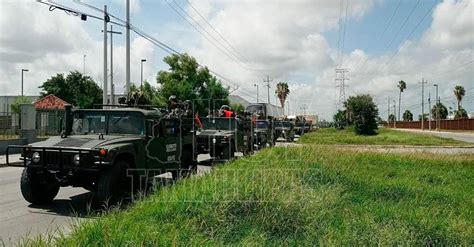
[273,120,295,142]
[253,119,275,149]
[245,103,283,119]
[6,105,197,206]
[196,117,253,160]
[288,115,306,136]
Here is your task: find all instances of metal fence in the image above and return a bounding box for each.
[0,112,19,139]
[36,110,64,137]
[387,118,474,130]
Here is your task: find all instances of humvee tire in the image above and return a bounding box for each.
[220,143,235,160]
[94,160,129,207]
[177,149,197,179]
[20,168,59,205]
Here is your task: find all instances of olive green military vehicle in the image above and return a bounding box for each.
[6,106,197,206]
[196,117,253,160]
[274,120,295,142]
[253,119,275,149]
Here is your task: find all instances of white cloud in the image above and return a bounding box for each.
[0,1,154,97]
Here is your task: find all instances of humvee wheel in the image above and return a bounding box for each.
[221,143,235,160]
[94,160,128,208]
[177,149,197,179]
[20,168,59,205]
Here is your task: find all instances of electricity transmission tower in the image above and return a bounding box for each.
[335,68,349,109]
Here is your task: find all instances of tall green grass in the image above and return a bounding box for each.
[299,128,468,146]
[24,146,474,245]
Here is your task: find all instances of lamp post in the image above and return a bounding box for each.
[433,84,439,131]
[254,83,259,103]
[21,69,29,97]
[140,59,146,88]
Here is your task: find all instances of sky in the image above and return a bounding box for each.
[0,0,472,120]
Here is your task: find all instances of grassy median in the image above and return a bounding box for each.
[24,146,474,246]
[299,128,468,146]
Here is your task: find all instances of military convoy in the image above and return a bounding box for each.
[6,98,314,207]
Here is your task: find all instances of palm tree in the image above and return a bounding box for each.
[453,85,465,110]
[275,82,290,114]
[397,80,407,121]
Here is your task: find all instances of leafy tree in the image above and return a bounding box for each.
[388,114,396,123]
[127,82,165,107]
[402,110,413,122]
[275,82,290,112]
[156,54,229,115]
[333,109,347,130]
[454,107,468,119]
[453,85,465,110]
[418,114,428,121]
[11,96,33,114]
[431,102,448,120]
[230,103,245,114]
[397,80,406,120]
[344,94,378,135]
[39,71,102,108]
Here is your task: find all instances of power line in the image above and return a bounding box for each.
[186,0,252,65]
[378,0,437,74]
[165,0,253,72]
[44,0,257,101]
[339,0,349,67]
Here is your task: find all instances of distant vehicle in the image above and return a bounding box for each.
[288,115,306,136]
[253,119,275,148]
[196,117,253,160]
[7,106,197,206]
[274,120,295,142]
[245,103,283,119]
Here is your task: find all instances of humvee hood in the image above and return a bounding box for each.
[198,130,234,137]
[30,135,143,149]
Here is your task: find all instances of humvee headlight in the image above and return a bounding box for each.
[212,138,216,144]
[73,154,80,166]
[32,152,40,163]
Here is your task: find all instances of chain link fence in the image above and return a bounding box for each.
[0,112,19,139]
[36,110,64,137]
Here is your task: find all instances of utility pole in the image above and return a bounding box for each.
[301,105,307,116]
[83,54,86,74]
[102,5,108,106]
[140,59,146,88]
[104,25,122,105]
[393,100,396,128]
[387,96,390,124]
[254,84,259,103]
[420,78,428,130]
[433,84,439,131]
[428,93,432,131]
[21,69,29,97]
[125,0,131,96]
[263,76,272,104]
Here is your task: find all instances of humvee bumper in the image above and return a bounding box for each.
[6,145,110,171]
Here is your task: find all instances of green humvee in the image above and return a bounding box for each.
[253,119,275,149]
[274,120,295,142]
[6,106,197,206]
[196,117,253,160]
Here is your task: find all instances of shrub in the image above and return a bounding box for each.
[344,94,379,135]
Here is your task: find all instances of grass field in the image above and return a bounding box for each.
[25,146,474,245]
[298,127,468,146]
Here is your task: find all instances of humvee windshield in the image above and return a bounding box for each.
[72,111,145,135]
[200,117,236,130]
[274,121,292,128]
[246,105,263,114]
[256,120,269,129]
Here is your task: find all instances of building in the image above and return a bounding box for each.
[0,95,39,115]
[229,94,250,107]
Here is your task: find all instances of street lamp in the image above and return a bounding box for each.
[21,69,29,97]
[254,83,259,103]
[433,84,439,131]
[140,59,146,88]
